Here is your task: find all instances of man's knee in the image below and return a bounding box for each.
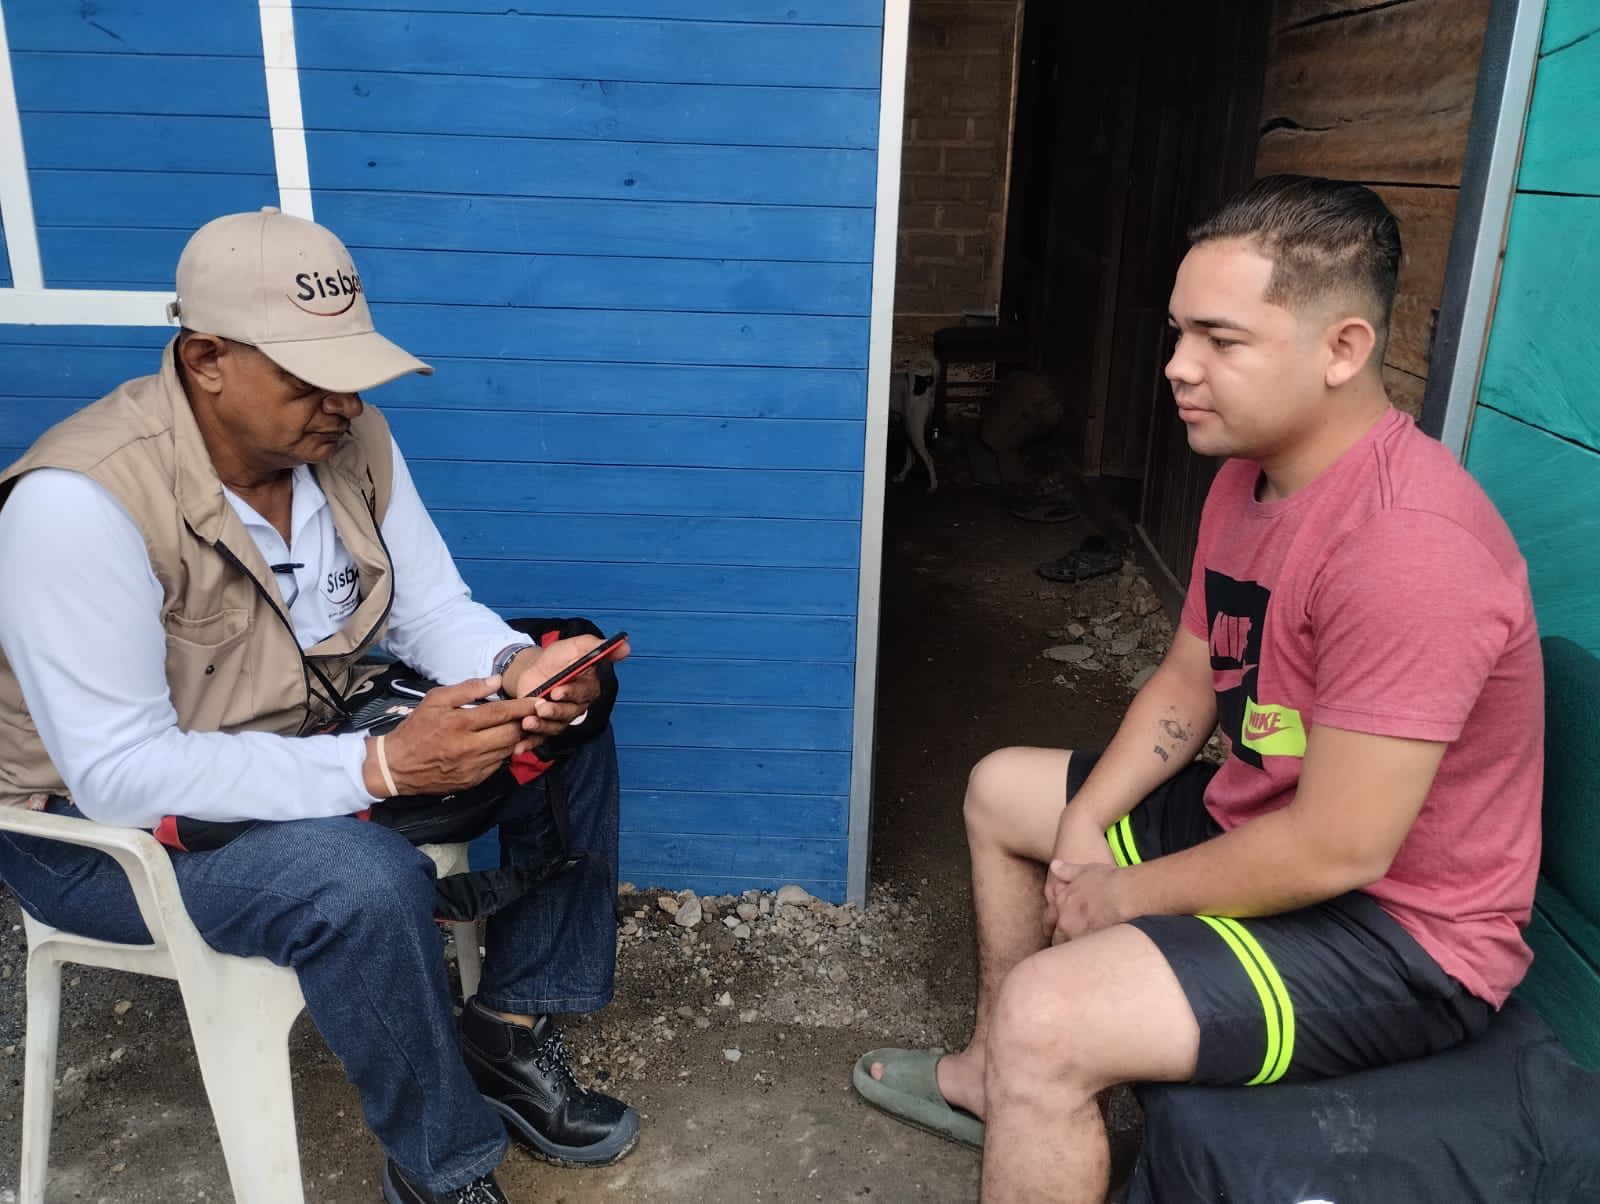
[964,747,1060,837]
[986,953,1096,1087]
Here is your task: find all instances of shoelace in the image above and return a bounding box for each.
[449,1177,504,1204]
[532,1025,586,1095]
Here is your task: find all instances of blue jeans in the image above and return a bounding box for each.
[0,731,621,1192]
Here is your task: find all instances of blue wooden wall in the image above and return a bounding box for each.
[0,1,887,900]
[1465,0,1600,657]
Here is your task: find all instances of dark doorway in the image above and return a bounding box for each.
[999,0,1271,591]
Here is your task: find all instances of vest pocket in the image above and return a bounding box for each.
[164,608,251,728]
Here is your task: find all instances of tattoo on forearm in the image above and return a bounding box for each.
[1154,707,1192,764]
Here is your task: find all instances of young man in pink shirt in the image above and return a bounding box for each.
[854,176,1543,1201]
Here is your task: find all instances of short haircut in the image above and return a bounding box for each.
[1188,175,1402,345]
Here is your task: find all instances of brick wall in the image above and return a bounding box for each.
[894,0,1023,342]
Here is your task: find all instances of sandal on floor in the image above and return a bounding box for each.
[1036,534,1123,584]
[852,1048,985,1149]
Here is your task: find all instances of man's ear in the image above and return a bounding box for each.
[176,333,228,395]
[1323,315,1378,388]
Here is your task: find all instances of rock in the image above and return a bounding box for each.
[1045,628,1065,639]
[113,1000,133,1017]
[1132,593,1162,617]
[716,991,734,1007]
[722,915,741,930]
[736,903,759,921]
[723,1048,743,1063]
[758,897,772,915]
[695,1016,712,1029]
[657,895,680,916]
[1066,622,1087,639]
[674,897,703,928]
[734,923,751,939]
[1110,634,1140,656]
[1093,625,1114,641]
[1043,645,1094,664]
[776,884,812,907]
[676,1006,697,1020]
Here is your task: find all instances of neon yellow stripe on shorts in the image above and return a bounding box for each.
[1195,915,1296,1085]
[1103,815,1141,868]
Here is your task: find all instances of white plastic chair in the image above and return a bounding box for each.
[0,807,482,1204]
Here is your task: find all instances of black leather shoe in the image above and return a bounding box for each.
[459,996,640,1166]
[382,1159,508,1204]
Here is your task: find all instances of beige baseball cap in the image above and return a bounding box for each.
[168,207,432,394]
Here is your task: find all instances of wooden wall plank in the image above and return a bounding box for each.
[1372,185,1454,385]
[12,51,269,115]
[305,1,881,22]
[620,791,847,840]
[1539,0,1600,57]
[1477,193,1600,453]
[308,131,877,208]
[3,1,265,55]
[387,409,864,470]
[316,194,873,264]
[429,511,860,569]
[1519,12,1600,196]
[615,702,852,751]
[621,655,853,711]
[372,307,868,371]
[16,114,274,173]
[1256,0,1491,185]
[411,463,863,521]
[32,171,284,232]
[0,402,866,469]
[298,72,879,149]
[579,613,855,662]
[463,561,858,617]
[294,10,882,90]
[1465,406,1600,656]
[618,832,845,894]
[9,351,866,419]
[1382,364,1425,417]
[619,747,850,795]
[0,327,172,349]
[351,251,870,319]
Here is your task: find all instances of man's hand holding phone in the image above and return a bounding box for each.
[502,632,630,738]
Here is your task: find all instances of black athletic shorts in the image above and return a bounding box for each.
[1067,752,1494,1086]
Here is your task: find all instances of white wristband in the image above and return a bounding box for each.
[374,734,400,798]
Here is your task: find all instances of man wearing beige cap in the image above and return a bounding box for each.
[0,209,637,1203]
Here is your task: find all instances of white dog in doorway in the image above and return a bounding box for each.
[891,349,939,493]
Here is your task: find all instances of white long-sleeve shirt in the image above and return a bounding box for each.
[0,438,526,827]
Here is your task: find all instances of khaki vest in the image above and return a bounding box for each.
[0,340,396,807]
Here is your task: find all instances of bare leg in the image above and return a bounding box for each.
[907,400,938,492]
[981,925,1199,1202]
[872,747,1076,1118]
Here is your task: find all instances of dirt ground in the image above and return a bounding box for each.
[0,479,1156,1203]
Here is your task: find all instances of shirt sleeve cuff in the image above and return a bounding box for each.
[340,732,384,804]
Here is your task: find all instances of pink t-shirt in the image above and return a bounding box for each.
[1180,407,1544,1006]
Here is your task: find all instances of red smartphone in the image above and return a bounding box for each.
[522,631,628,699]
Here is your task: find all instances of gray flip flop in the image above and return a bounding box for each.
[852,1048,984,1149]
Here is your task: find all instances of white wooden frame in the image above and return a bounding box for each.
[0,0,312,327]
